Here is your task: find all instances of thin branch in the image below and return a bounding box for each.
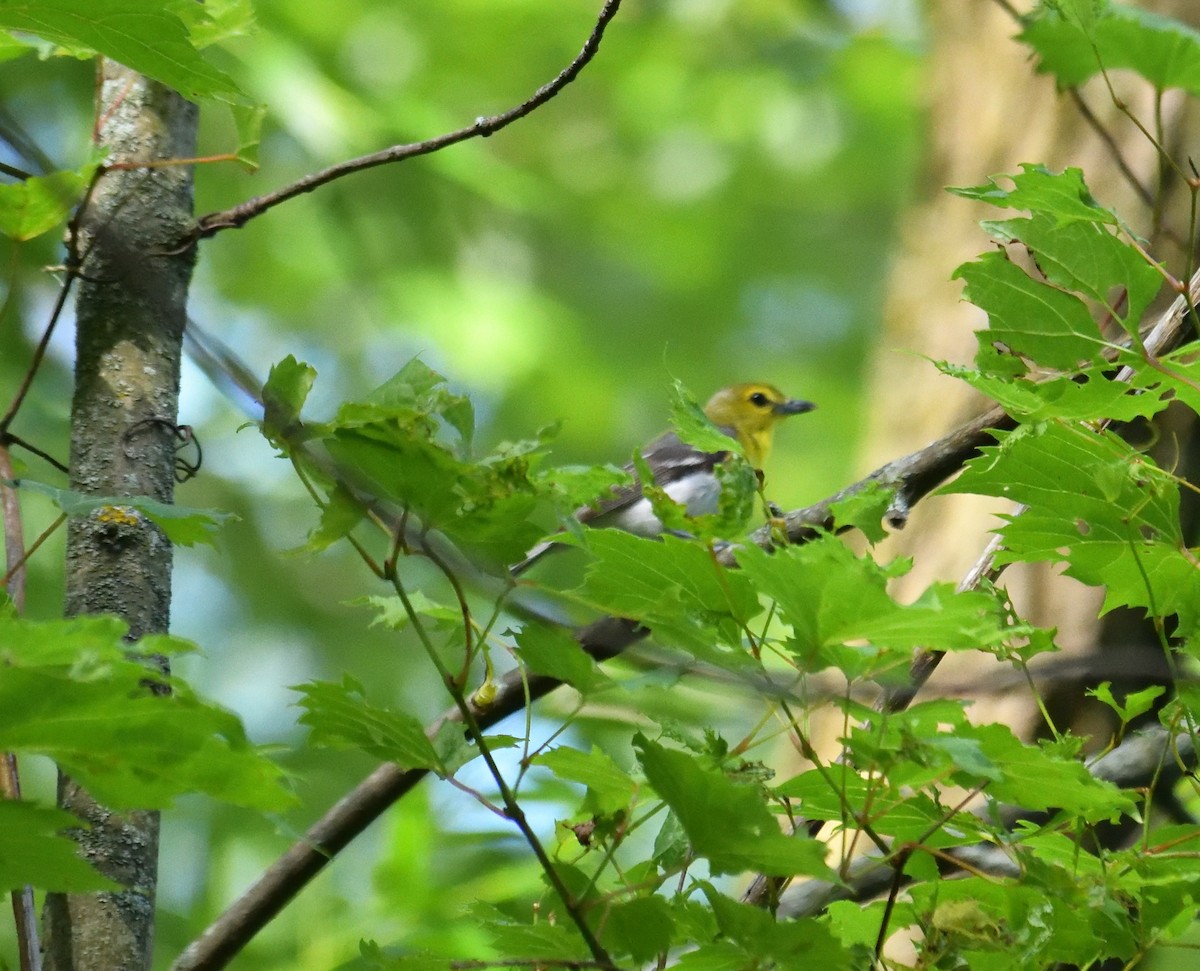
[776,726,1199,920]
[0,446,27,611]
[0,166,104,434]
[4,433,68,475]
[191,0,623,240]
[770,263,1200,548]
[1,442,40,971]
[1068,87,1155,211]
[169,616,641,971]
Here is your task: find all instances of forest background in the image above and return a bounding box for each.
[6,0,1200,969]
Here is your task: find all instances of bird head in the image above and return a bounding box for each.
[703,383,815,467]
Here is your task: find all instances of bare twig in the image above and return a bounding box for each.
[191,0,623,240]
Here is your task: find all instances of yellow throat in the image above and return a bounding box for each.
[702,383,816,468]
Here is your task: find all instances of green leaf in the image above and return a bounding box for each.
[261,355,316,449]
[736,539,1018,670]
[293,677,444,773]
[167,0,256,49]
[954,250,1107,369]
[0,616,290,811]
[937,361,1171,423]
[950,166,1161,348]
[0,164,97,240]
[963,724,1137,820]
[947,421,1200,621]
[230,100,266,171]
[603,896,674,962]
[979,213,1159,339]
[532,745,635,816]
[512,624,614,695]
[826,479,894,543]
[477,911,590,961]
[360,592,461,628]
[698,885,852,968]
[667,380,741,457]
[318,361,550,566]
[1022,3,1200,94]
[576,531,761,657]
[951,165,1117,225]
[0,0,243,101]
[9,479,231,547]
[0,801,120,892]
[1087,682,1164,724]
[306,483,367,552]
[356,942,450,971]
[634,734,835,879]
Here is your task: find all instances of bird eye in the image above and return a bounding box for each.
[749,392,769,407]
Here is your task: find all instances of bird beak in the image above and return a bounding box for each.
[775,398,816,416]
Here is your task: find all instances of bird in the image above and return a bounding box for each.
[511,382,815,575]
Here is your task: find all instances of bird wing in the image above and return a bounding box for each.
[576,429,730,523]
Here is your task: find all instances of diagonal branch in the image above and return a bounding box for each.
[169,616,641,971]
[192,0,622,239]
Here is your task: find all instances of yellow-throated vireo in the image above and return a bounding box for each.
[512,382,814,574]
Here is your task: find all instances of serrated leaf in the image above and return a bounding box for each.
[230,100,265,171]
[951,166,1161,346]
[668,380,741,457]
[576,531,761,657]
[0,0,243,101]
[937,361,1171,423]
[603,896,674,961]
[293,677,443,773]
[947,421,1200,620]
[482,919,589,961]
[9,479,231,547]
[167,0,256,49]
[736,539,1017,670]
[356,942,449,971]
[0,801,119,892]
[963,724,1137,821]
[317,362,551,566]
[306,483,367,552]
[0,617,289,810]
[1022,3,1200,94]
[954,250,1108,369]
[950,165,1117,225]
[826,479,894,543]
[634,734,835,879]
[1087,682,1164,724]
[988,214,1159,333]
[0,164,97,240]
[261,355,316,449]
[533,745,635,816]
[512,624,613,695]
[699,884,851,966]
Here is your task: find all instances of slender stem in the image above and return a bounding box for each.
[193,0,623,239]
[0,167,104,434]
[0,470,61,966]
[405,550,614,968]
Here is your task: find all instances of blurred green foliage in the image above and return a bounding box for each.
[0,1,921,967]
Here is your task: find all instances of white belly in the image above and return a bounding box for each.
[602,473,721,535]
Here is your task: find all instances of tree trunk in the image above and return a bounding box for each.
[42,61,196,971]
[862,0,1198,733]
